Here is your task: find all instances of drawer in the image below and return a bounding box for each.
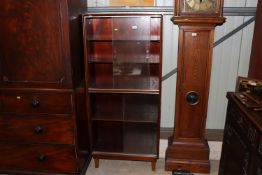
[0,143,78,173]
[0,115,74,144]
[0,91,72,114]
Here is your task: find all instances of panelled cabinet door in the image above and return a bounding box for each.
[0,0,72,88]
[176,28,212,139]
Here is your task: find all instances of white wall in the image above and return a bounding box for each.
[160,15,178,128]
[206,0,257,129]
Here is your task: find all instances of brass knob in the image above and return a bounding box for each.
[186,91,200,105]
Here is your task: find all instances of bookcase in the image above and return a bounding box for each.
[83,14,162,170]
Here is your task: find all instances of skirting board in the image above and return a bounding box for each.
[160,128,224,141]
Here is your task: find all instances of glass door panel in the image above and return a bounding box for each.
[86,17,114,89]
[112,16,154,90]
[86,17,112,40]
[88,42,113,63]
[112,17,150,40]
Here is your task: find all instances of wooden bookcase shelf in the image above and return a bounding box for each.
[83,13,162,171]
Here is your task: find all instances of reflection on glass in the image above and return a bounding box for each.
[86,16,161,91]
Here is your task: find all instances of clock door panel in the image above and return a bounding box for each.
[0,0,71,88]
[176,29,212,139]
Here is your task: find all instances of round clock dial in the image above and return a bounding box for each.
[184,0,217,12]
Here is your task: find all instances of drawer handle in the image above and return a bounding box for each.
[37,155,46,162]
[31,99,40,108]
[33,126,44,134]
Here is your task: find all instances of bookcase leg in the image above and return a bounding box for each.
[94,158,99,168]
[151,161,156,171]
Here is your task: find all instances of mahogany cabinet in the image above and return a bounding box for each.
[0,0,90,174]
[219,93,262,175]
[83,14,162,171]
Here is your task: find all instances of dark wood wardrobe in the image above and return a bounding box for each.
[249,0,262,79]
[0,0,90,174]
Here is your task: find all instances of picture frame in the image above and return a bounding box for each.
[109,0,154,6]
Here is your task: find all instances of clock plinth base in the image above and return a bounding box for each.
[165,139,210,174]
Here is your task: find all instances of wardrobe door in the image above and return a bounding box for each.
[0,0,72,88]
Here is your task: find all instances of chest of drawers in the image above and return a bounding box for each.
[0,89,90,174]
[0,0,90,174]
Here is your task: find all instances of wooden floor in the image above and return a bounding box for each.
[86,158,220,175]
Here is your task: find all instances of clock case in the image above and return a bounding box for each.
[165,0,225,173]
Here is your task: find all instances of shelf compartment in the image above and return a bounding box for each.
[89,63,160,90]
[113,41,160,63]
[90,93,123,121]
[90,93,159,123]
[88,41,113,63]
[92,121,158,156]
[86,17,112,41]
[113,63,159,90]
[89,63,113,89]
[123,122,158,155]
[92,121,123,153]
[88,41,160,64]
[112,17,150,41]
[113,76,159,90]
[124,94,159,123]
[89,76,160,91]
[85,16,161,41]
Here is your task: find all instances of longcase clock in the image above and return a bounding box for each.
[165,0,225,173]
